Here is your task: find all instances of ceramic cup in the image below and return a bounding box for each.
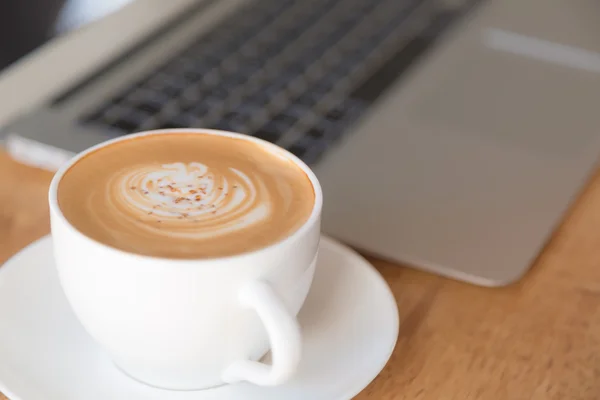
[48,129,322,390]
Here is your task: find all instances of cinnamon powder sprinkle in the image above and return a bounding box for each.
[167,185,178,192]
[195,195,202,201]
[130,186,136,190]
[174,197,186,203]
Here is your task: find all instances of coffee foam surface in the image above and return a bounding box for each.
[58,133,315,258]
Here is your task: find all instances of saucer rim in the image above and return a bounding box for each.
[0,235,400,400]
[315,236,400,400]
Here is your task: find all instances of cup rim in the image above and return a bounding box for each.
[48,128,323,263]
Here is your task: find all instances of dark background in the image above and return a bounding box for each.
[0,0,67,69]
[0,0,134,70]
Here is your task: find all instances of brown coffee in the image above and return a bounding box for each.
[58,132,315,258]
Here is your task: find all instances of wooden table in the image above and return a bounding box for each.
[2,148,600,400]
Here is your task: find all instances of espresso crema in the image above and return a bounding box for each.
[58,133,315,258]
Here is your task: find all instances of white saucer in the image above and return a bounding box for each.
[0,236,399,400]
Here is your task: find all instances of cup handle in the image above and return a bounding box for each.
[221,280,301,386]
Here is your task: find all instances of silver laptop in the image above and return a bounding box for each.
[2,0,600,286]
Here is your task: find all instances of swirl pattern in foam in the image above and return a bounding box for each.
[57,133,315,258]
[111,162,270,240]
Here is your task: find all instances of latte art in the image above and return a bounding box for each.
[111,162,270,239]
[58,133,315,258]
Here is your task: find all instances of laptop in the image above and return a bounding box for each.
[2,0,600,286]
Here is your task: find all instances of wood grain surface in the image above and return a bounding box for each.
[2,148,600,399]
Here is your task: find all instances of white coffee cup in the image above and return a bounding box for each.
[48,129,322,390]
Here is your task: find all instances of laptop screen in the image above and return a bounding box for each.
[0,0,134,70]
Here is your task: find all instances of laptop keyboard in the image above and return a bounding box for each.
[81,0,478,164]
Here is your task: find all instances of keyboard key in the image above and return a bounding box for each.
[82,105,111,124]
[253,130,280,143]
[160,85,184,98]
[125,90,169,111]
[164,114,200,128]
[295,92,320,108]
[156,122,185,130]
[306,127,325,139]
[247,93,270,107]
[222,111,251,128]
[209,87,228,99]
[285,104,311,119]
[182,102,210,118]
[112,117,140,133]
[208,121,237,132]
[200,94,225,107]
[272,113,296,127]
[223,73,248,89]
[287,142,308,159]
[180,67,206,83]
[252,121,287,143]
[324,104,346,121]
[135,101,163,115]
[237,60,262,76]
